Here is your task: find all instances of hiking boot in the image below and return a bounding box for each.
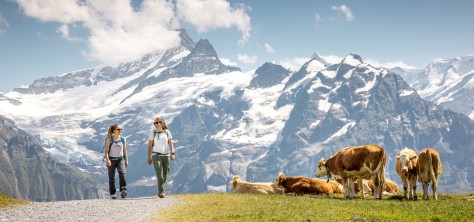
[111,194,117,199]
[158,192,165,198]
[121,191,127,199]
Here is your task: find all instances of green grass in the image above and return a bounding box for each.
[0,192,27,208]
[154,193,474,222]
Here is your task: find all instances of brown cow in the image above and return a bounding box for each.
[273,173,333,196]
[230,176,283,194]
[396,148,418,200]
[417,148,442,200]
[314,144,387,199]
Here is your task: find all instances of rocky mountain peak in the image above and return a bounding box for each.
[191,39,218,58]
[341,53,363,66]
[250,62,290,88]
[178,29,195,51]
[311,52,329,66]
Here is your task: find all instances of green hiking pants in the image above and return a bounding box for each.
[152,154,170,193]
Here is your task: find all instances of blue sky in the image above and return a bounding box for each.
[1,0,473,93]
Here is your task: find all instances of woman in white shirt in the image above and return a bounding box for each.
[147,117,175,198]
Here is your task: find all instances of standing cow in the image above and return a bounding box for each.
[314,144,387,199]
[417,148,442,200]
[396,148,418,200]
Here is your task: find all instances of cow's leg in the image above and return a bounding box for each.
[402,177,409,200]
[348,178,355,199]
[342,178,350,199]
[372,176,378,199]
[373,175,383,199]
[343,183,349,199]
[422,181,429,200]
[410,176,417,200]
[432,179,438,200]
[358,179,365,198]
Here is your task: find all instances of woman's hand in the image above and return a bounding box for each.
[106,159,111,167]
[125,159,129,168]
[147,158,152,165]
[170,154,175,161]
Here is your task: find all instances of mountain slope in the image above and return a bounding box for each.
[0,115,102,201]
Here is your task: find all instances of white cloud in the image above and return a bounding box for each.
[331,5,354,22]
[278,57,309,72]
[219,57,238,67]
[176,0,251,47]
[278,54,345,71]
[14,0,252,63]
[264,43,274,53]
[315,13,321,26]
[0,12,9,34]
[237,53,257,64]
[365,59,417,69]
[321,55,343,64]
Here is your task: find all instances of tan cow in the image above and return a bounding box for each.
[314,144,387,199]
[273,173,333,196]
[230,176,283,194]
[354,178,399,196]
[396,148,418,200]
[327,180,344,194]
[417,148,442,200]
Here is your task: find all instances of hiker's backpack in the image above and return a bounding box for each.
[102,136,125,161]
[152,130,171,147]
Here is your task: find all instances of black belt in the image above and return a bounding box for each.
[109,156,124,160]
[152,152,169,155]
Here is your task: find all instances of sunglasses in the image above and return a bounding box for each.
[154,121,163,125]
[115,128,123,131]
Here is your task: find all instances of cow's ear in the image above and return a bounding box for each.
[396,155,400,160]
[279,174,284,184]
[233,180,238,188]
[410,156,417,160]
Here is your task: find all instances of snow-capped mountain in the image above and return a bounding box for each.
[393,55,474,120]
[249,54,474,193]
[0,30,473,199]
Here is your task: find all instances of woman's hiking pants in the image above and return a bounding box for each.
[152,154,170,194]
[107,158,126,195]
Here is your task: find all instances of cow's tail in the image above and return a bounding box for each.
[379,147,387,187]
[373,146,386,199]
[372,147,386,179]
[427,149,435,182]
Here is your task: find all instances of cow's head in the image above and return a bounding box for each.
[396,154,417,175]
[314,158,329,177]
[230,176,241,190]
[273,173,285,188]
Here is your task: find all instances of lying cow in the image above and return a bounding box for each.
[314,144,387,199]
[396,148,418,200]
[327,180,344,194]
[353,178,398,196]
[273,173,333,196]
[230,176,283,194]
[417,148,442,200]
